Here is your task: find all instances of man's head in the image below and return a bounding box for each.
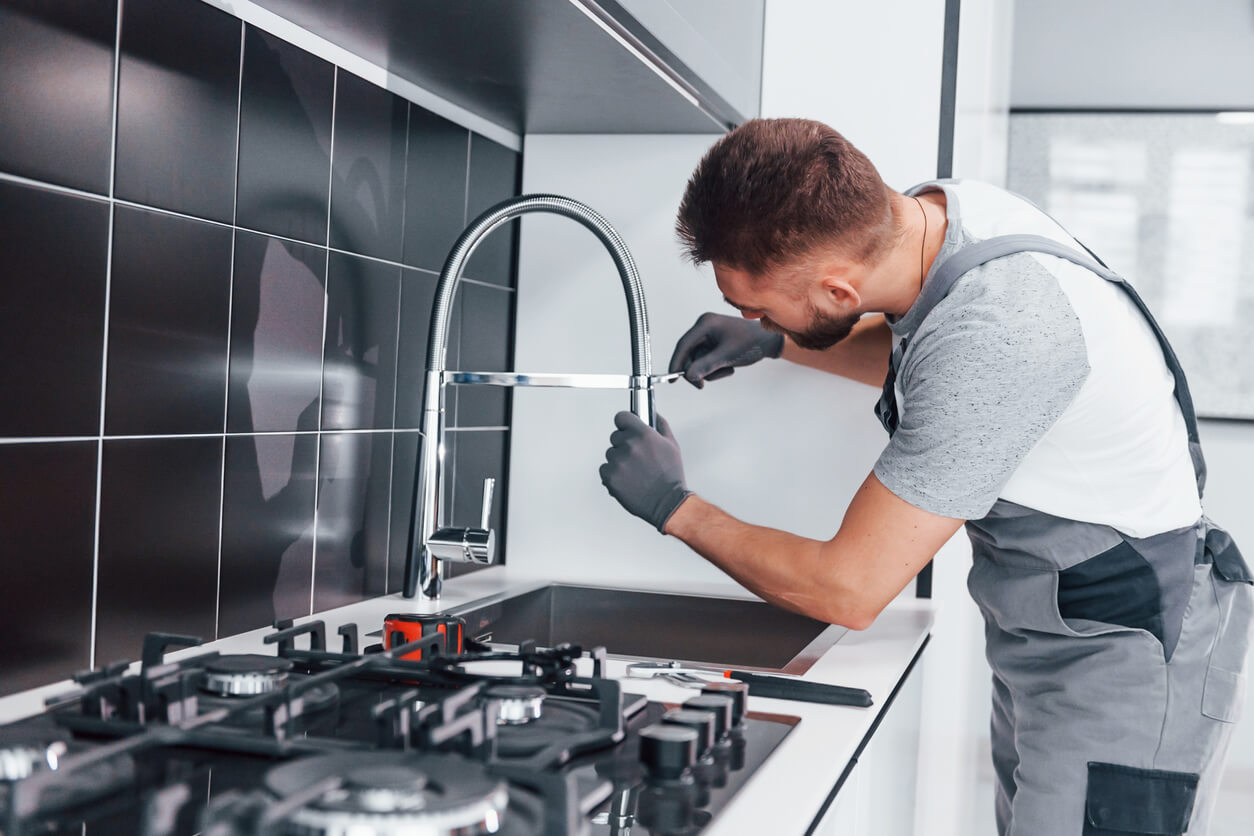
[676,118,897,350]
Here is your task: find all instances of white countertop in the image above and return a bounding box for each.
[0,566,934,834]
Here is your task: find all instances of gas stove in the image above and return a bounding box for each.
[0,615,798,835]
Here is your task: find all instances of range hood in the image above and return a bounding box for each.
[248,0,749,135]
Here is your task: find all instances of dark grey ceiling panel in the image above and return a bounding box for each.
[250,0,743,134]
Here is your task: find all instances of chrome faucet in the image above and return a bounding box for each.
[403,194,657,600]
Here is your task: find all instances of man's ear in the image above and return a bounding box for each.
[821,273,862,311]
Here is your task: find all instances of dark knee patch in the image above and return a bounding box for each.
[1083,762,1198,835]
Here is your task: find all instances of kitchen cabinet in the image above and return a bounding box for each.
[240,0,762,133]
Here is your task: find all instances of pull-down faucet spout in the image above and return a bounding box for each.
[403,194,655,600]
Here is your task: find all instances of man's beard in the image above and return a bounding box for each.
[761,303,859,351]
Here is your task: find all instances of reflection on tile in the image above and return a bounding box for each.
[394,269,439,430]
[314,432,391,611]
[96,438,222,666]
[442,430,509,578]
[322,252,400,431]
[105,206,233,435]
[454,283,514,428]
[402,106,470,272]
[236,27,333,244]
[228,232,326,433]
[0,181,109,437]
[115,0,241,222]
[0,1,117,192]
[464,134,520,285]
[387,432,420,594]
[219,433,318,635]
[0,442,96,696]
[330,71,407,262]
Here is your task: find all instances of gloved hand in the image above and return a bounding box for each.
[669,312,785,388]
[599,411,693,533]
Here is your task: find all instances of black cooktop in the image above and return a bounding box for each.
[0,618,798,835]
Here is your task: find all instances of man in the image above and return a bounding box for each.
[599,118,1252,836]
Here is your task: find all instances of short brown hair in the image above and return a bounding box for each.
[676,118,893,273]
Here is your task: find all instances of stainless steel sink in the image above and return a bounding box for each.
[450,584,847,674]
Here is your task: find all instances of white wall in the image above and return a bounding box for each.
[1011,0,1254,109]
[760,0,946,190]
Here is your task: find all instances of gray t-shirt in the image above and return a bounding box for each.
[873,184,1091,520]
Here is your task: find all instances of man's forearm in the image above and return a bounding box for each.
[780,314,892,387]
[663,494,873,629]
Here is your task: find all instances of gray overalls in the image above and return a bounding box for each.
[875,233,1254,835]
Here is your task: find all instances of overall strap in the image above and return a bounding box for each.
[875,233,1207,496]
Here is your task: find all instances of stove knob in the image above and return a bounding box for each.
[661,709,716,757]
[699,680,748,727]
[683,694,735,740]
[638,724,698,780]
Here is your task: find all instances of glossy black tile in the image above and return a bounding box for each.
[0,441,97,696]
[401,106,469,272]
[393,268,439,430]
[329,71,407,262]
[322,252,400,431]
[314,431,391,611]
[0,0,116,193]
[96,437,222,666]
[115,0,241,223]
[105,206,233,436]
[442,429,509,578]
[454,282,514,428]
[228,232,326,433]
[464,134,520,286]
[236,27,333,244]
[387,431,420,594]
[0,181,109,437]
[219,433,318,635]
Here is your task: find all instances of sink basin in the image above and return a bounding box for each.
[450,584,847,674]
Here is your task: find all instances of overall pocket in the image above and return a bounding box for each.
[1199,520,1254,723]
[1083,762,1197,835]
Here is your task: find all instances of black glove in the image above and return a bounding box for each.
[668,312,785,388]
[599,411,692,533]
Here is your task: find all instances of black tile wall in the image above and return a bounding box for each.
[465,135,521,285]
[0,0,521,689]
[314,432,392,611]
[387,432,421,594]
[236,27,334,245]
[219,432,318,635]
[96,437,223,666]
[402,107,470,273]
[105,205,233,436]
[227,231,327,434]
[394,268,439,430]
[0,442,96,696]
[0,180,109,437]
[322,251,401,431]
[115,0,241,223]
[0,0,116,193]
[330,71,408,262]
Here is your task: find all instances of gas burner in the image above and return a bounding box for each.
[486,685,546,725]
[266,752,512,836]
[494,699,602,759]
[200,655,294,697]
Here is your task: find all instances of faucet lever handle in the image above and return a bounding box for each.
[480,477,496,530]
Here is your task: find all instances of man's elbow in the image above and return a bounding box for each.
[818,597,884,631]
